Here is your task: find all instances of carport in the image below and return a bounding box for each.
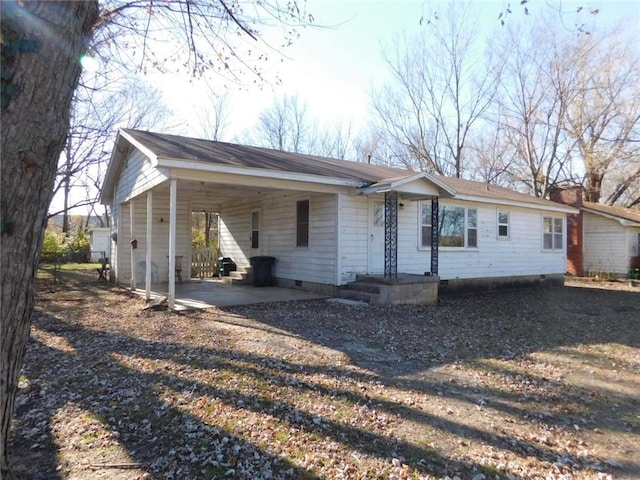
[136,278,328,310]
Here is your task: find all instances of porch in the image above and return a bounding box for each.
[136,278,329,311]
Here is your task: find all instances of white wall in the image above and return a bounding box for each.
[338,196,567,282]
[219,192,338,285]
[115,150,169,205]
[114,190,191,285]
[583,212,638,275]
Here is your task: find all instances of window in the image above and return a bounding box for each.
[543,216,563,250]
[498,211,510,239]
[420,203,478,248]
[251,211,260,249]
[296,199,309,247]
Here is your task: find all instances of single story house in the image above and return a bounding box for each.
[100,129,576,307]
[550,186,640,277]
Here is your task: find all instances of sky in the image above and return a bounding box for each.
[52,0,640,216]
[152,0,640,141]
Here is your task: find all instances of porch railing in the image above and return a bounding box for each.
[191,247,218,278]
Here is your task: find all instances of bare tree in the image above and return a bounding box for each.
[492,17,584,198]
[249,94,319,153]
[51,77,172,231]
[196,86,232,141]
[492,15,640,203]
[371,2,499,177]
[564,27,640,205]
[1,1,312,476]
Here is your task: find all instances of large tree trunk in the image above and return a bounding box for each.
[0,2,98,477]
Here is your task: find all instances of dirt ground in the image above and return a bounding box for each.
[7,269,640,480]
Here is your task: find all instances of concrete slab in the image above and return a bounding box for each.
[134,278,328,310]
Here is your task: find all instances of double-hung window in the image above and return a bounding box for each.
[420,203,477,248]
[542,216,563,250]
[497,211,510,239]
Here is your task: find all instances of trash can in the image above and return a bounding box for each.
[218,257,237,277]
[250,256,276,287]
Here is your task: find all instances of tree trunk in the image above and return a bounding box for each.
[0,2,98,477]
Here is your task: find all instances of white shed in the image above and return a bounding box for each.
[88,227,111,262]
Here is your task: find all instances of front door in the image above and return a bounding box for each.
[369,200,385,273]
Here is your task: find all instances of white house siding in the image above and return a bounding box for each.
[395,199,566,280]
[337,194,369,283]
[115,150,169,205]
[583,212,632,276]
[114,190,191,284]
[218,192,338,285]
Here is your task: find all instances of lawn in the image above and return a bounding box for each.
[8,269,640,479]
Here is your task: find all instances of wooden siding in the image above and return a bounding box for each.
[396,199,567,280]
[218,192,338,285]
[583,212,637,275]
[116,150,169,205]
[338,195,370,283]
[113,191,191,284]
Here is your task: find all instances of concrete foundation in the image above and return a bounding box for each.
[438,273,565,296]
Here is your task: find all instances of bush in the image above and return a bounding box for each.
[40,229,91,263]
[629,268,640,280]
[41,231,65,263]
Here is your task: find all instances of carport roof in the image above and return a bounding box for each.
[121,128,412,183]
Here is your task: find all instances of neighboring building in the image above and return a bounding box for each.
[551,186,640,277]
[88,227,111,262]
[101,129,576,307]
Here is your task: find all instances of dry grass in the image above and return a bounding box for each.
[8,269,640,479]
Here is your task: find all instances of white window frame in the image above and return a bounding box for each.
[419,203,478,249]
[542,215,564,251]
[497,210,510,240]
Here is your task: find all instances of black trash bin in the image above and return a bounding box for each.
[250,256,275,287]
[218,257,237,277]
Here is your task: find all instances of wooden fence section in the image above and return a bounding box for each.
[191,247,218,278]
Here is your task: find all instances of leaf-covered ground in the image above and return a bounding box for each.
[8,269,640,479]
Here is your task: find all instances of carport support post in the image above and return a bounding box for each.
[168,179,177,309]
[130,200,136,290]
[145,191,153,301]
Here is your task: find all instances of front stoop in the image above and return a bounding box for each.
[219,268,253,286]
[338,274,439,305]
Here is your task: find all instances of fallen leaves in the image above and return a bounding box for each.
[7,270,640,479]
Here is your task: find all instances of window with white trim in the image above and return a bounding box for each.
[543,216,563,250]
[497,211,510,239]
[420,203,478,248]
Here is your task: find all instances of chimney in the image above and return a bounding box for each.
[549,185,584,276]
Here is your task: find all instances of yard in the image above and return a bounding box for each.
[8,269,640,479]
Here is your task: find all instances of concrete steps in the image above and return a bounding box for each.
[219,268,253,286]
[337,281,381,304]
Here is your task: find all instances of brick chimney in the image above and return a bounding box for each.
[549,186,584,276]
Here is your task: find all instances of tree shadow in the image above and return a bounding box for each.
[13,280,640,478]
[11,290,640,479]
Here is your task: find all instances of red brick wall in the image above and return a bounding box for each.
[549,187,584,276]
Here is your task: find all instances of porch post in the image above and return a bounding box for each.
[130,200,136,290]
[168,178,177,309]
[384,191,398,278]
[145,191,153,301]
[431,196,439,275]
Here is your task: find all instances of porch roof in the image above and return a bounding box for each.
[583,201,640,227]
